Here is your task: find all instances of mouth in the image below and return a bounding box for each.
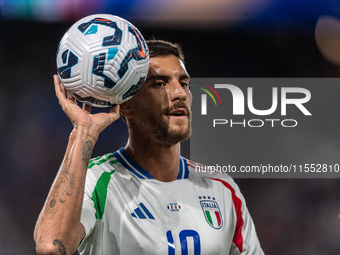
[167,108,188,118]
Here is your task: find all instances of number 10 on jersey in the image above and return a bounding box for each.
[166,230,201,255]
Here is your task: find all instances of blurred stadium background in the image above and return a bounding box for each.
[1,0,340,254]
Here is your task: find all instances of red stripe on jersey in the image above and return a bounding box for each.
[185,159,206,169]
[211,178,244,253]
[215,211,222,227]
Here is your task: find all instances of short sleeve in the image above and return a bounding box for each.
[78,169,99,248]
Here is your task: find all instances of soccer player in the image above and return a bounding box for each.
[34,40,264,255]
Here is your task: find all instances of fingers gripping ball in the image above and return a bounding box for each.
[56,14,149,107]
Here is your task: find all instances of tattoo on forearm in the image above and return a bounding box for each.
[82,140,93,168]
[37,236,44,244]
[72,121,78,129]
[53,239,67,255]
[46,165,76,219]
[45,133,94,219]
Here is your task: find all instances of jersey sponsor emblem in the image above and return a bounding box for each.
[167,202,181,211]
[199,196,223,229]
[131,202,155,220]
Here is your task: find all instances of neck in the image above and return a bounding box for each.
[124,130,181,182]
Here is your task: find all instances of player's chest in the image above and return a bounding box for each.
[105,180,236,254]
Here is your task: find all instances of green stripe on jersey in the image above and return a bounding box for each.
[92,170,116,219]
[205,211,213,225]
[88,153,118,169]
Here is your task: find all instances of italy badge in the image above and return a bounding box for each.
[200,197,223,229]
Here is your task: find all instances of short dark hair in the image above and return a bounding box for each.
[146,39,185,63]
[120,39,185,123]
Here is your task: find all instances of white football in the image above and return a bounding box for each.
[56,14,149,107]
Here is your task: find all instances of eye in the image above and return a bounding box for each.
[153,81,166,87]
[181,81,190,89]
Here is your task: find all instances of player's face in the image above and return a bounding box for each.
[129,55,192,145]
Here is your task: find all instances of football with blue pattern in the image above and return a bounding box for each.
[56,14,149,107]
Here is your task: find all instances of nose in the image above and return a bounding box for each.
[169,80,187,102]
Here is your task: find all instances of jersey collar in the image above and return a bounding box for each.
[113,147,189,180]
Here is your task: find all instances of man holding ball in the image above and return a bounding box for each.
[34,39,264,255]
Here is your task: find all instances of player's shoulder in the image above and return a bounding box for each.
[89,153,118,169]
[86,152,120,179]
[183,158,243,197]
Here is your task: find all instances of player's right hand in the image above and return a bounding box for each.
[53,74,120,136]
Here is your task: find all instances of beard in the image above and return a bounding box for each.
[133,101,192,145]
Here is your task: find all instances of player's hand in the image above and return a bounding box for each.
[53,74,120,136]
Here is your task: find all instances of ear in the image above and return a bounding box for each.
[119,101,133,119]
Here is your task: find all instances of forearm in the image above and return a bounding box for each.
[34,124,98,255]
